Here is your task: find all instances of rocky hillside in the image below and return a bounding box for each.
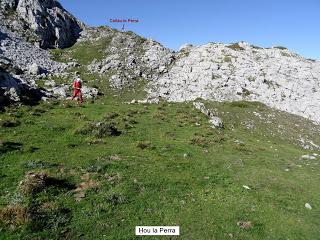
[1,0,320,125]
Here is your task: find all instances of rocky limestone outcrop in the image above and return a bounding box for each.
[147,42,320,123]
[0,60,45,106]
[0,0,83,49]
[82,27,174,88]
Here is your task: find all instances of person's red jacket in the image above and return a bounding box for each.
[73,81,82,90]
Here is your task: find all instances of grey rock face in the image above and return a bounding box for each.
[1,0,83,49]
[0,25,65,73]
[148,42,320,123]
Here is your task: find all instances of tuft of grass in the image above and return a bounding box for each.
[106,193,127,206]
[75,121,121,138]
[227,101,255,108]
[19,172,48,196]
[190,135,209,147]
[248,76,256,82]
[135,140,152,150]
[0,205,30,227]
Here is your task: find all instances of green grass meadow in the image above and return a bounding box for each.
[1,95,320,239]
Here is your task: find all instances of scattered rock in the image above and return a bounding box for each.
[237,221,253,229]
[109,154,122,161]
[305,203,312,210]
[228,233,234,238]
[179,43,193,51]
[301,154,317,160]
[67,61,81,68]
[74,192,86,202]
[209,116,224,128]
[235,140,245,145]
[193,102,223,128]
[51,85,69,98]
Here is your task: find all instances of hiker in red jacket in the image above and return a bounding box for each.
[71,77,83,104]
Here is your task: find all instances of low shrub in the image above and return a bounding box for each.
[0,141,23,153]
[274,46,287,50]
[0,118,21,127]
[224,56,232,62]
[227,43,245,51]
[75,121,121,138]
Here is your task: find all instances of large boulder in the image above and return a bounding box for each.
[0,67,44,106]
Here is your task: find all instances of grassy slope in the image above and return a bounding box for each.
[1,96,320,240]
[1,34,320,239]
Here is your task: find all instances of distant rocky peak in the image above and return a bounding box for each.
[0,0,83,49]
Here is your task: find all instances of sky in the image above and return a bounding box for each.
[60,0,320,59]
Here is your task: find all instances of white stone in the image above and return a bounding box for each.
[305,203,312,210]
[28,63,41,75]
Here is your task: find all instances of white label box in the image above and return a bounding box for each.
[135,226,180,236]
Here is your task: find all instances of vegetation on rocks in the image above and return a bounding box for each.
[227,43,245,51]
